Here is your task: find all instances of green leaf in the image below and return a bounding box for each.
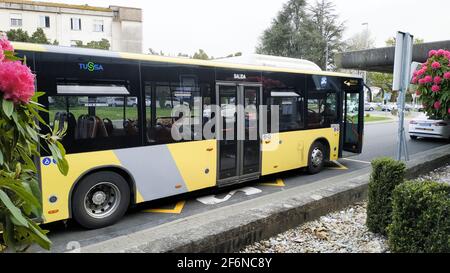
[19,150,37,173]
[29,101,49,113]
[25,124,39,142]
[31,91,46,102]
[2,99,14,118]
[56,158,69,176]
[56,141,66,158]
[3,216,17,250]
[0,189,29,227]
[26,219,52,250]
[0,150,3,166]
[48,143,62,160]
[26,104,48,127]
[0,178,41,209]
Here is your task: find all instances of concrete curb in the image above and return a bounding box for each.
[76,145,450,253]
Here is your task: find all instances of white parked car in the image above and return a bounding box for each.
[364,102,379,112]
[381,103,397,112]
[409,118,450,140]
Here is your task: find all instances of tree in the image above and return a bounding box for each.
[345,30,375,51]
[6,28,52,45]
[306,0,345,69]
[30,28,49,44]
[148,48,165,56]
[76,39,110,50]
[192,49,209,60]
[256,0,309,57]
[5,29,31,43]
[385,37,424,47]
[256,0,344,70]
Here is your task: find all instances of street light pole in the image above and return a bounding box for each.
[362,22,369,49]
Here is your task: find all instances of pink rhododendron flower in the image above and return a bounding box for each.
[417,69,425,77]
[413,70,418,77]
[0,37,13,51]
[411,76,418,84]
[434,101,441,110]
[434,76,442,85]
[0,61,35,103]
[437,49,446,56]
[429,50,437,57]
[418,79,426,85]
[432,85,441,92]
[416,90,421,96]
[423,75,433,83]
[444,72,450,80]
[0,48,4,62]
[431,61,441,69]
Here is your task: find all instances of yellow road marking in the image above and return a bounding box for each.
[143,201,186,214]
[328,160,348,170]
[258,178,285,187]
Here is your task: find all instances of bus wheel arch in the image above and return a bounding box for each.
[314,138,331,161]
[69,167,136,228]
[307,138,330,174]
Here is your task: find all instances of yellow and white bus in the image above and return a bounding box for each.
[15,42,364,229]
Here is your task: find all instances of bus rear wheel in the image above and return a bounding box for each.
[307,142,326,174]
[72,171,130,229]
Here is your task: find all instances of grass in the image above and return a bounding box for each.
[364,116,391,123]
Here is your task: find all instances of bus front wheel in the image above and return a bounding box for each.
[307,142,325,174]
[72,171,130,229]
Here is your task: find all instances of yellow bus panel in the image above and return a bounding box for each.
[261,128,340,176]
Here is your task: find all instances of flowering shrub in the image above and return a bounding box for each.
[0,36,68,251]
[412,49,450,120]
[0,61,35,103]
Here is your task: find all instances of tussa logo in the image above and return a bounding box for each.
[79,62,104,72]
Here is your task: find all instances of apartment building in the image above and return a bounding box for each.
[0,0,143,53]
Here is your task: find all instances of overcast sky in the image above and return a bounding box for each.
[40,0,450,56]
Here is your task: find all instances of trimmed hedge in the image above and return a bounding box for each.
[367,158,406,235]
[388,181,450,253]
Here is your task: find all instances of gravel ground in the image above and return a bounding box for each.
[416,164,450,184]
[241,164,450,253]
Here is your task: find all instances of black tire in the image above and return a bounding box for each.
[72,171,130,229]
[369,107,375,112]
[307,142,326,175]
[410,135,418,140]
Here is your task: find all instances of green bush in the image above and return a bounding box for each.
[388,181,450,253]
[367,157,406,235]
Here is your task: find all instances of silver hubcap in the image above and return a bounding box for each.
[84,182,121,219]
[311,147,324,167]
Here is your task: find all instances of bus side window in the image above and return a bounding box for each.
[147,82,204,144]
[306,75,339,129]
[48,95,139,144]
[267,90,304,132]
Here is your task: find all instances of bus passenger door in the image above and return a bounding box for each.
[342,80,364,154]
[216,83,262,186]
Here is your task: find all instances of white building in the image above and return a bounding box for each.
[0,0,143,53]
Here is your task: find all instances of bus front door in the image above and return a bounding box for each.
[342,87,364,154]
[216,83,262,186]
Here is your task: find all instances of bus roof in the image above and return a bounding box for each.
[12,42,360,79]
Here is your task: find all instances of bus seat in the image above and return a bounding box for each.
[95,116,108,138]
[103,118,114,136]
[54,112,77,142]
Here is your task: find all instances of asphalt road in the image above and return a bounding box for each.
[35,121,448,253]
